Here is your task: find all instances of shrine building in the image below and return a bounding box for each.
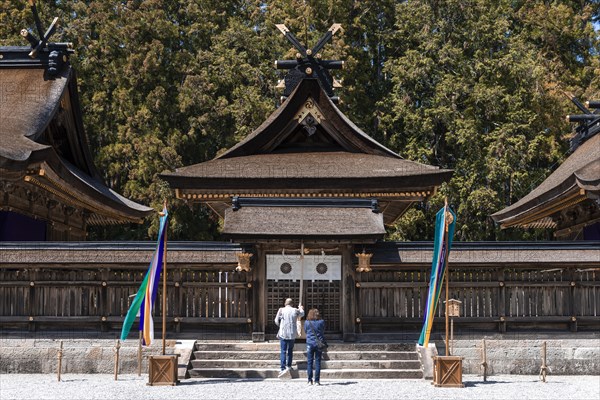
[492,98,600,240]
[0,15,152,241]
[161,25,452,340]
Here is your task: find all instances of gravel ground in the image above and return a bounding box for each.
[0,374,598,400]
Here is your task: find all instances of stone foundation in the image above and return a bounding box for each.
[433,333,600,375]
[1,333,598,376]
[0,337,192,376]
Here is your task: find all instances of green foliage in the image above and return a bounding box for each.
[1,1,597,241]
[380,0,599,241]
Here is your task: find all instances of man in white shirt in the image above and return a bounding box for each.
[274,298,304,377]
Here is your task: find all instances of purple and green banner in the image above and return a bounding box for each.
[418,203,456,348]
[120,206,168,345]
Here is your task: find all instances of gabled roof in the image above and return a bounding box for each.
[0,47,153,224]
[161,79,452,224]
[491,133,600,229]
[217,78,400,158]
[161,78,452,227]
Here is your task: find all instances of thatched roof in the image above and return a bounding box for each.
[164,151,451,189]
[0,47,152,224]
[223,203,385,240]
[492,133,600,229]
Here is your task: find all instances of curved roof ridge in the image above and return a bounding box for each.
[216,79,401,159]
[492,133,600,223]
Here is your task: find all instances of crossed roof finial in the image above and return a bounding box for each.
[274,24,344,104]
[563,92,600,151]
[19,0,73,75]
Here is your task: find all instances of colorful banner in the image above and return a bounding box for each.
[120,206,168,345]
[418,203,456,348]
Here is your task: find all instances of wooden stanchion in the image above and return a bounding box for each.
[481,338,488,382]
[539,341,549,382]
[114,339,121,381]
[57,340,63,382]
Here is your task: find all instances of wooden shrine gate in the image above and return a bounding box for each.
[265,253,342,335]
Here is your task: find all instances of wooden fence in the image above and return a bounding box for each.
[356,265,600,333]
[0,241,598,335]
[0,265,252,334]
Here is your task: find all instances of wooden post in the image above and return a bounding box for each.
[174,269,182,333]
[569,269,577,332]
[28,269,37,332]
[450,317,454,355]
[114,339,121,380]
[297,241,304,338]
[481,338,488,382]
[252,244,265,342]
[498,268,506,333]
[299,241,304,306]
[100,268,109,332]
[342,244,356,341]
[57,340,63,382]
[138,331,142,376]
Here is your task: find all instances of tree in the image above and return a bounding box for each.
[2,1,597,241]
[381,0,599,241]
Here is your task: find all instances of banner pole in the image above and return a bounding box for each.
[444,200,450,357]
[138,330,142,376]
[162,204,168,356]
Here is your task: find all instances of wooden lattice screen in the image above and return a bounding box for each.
[266,279,341,334]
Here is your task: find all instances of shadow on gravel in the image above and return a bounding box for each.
[319,382,358,386]
[177,379,360,386]
[178,379,270,386]
[463,380,508,387]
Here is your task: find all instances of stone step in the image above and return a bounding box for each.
[190,359,422,370]
[187,340,423,380]
[192,350,418,361]
[188,368,423,380]
[193,342,416,352]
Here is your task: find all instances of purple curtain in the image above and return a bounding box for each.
[583,222,600,241]
[0,211,46,241]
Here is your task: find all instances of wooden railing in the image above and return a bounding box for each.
[356,265,600,333]
[1,241,598,335]
[0,266,252,333]
[0,242,252,334]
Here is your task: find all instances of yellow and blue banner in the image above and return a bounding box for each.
[120,205,168,345]
[418,203,456,348]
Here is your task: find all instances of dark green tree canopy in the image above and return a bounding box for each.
[1,0,597,240]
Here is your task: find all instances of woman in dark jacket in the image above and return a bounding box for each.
[304,308,326,385]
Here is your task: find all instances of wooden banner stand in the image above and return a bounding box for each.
[432,202,464,388]
[148,204,178,386]
[432,356,464,388]
[148,354,179,386]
